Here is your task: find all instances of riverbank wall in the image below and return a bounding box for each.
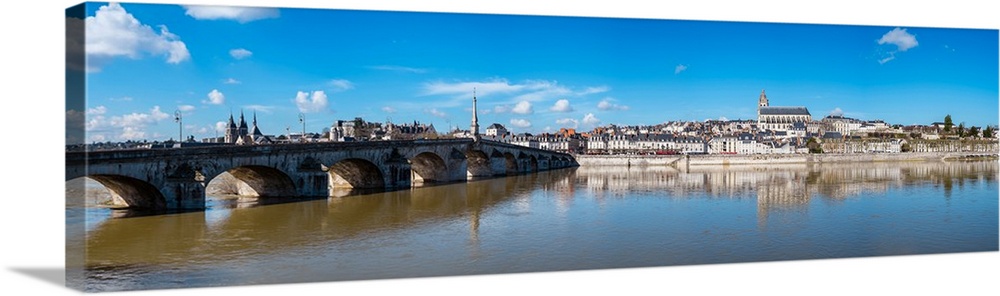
[574,152,998,167]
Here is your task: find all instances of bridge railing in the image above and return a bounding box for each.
[477,139,577,158]
[67,138,476,163]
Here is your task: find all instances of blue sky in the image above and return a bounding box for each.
[70,2,998,143]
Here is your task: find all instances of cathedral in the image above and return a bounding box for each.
[756,90,811,131]
[224,111,265,145]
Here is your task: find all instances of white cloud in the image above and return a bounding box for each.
[550,99,573,112]
[424,78,526,98]
[295,91,328,113]
[182,5,279,23]
[87,106,107,115]
[583,113,601,126]
[512,101,534,114]
[579,86,610,95]
[830,107,844,117]
[215,121,228,132]
[876,28,918,64]
[421,78,609,108]
[329,79,354,91]
[426,108,447,118]
[244,105,275,113]
[109,96,133,102]
[178,105,196,112]
[97,106,173,140]
[381,106,397,113]
[718,116,729,121]
[224,78,241,84]
[85,114,106,132]
[878,28,918,51]
[675,64,688,74]
[597,98,630,111]
[368,65,428,74]
[556,118,579,129]
[510,80,572,102]
[494,105,511,114]
[83,3,190,71]
[510,119,532,128]
[205,89,225,105]
[229,48,253,59]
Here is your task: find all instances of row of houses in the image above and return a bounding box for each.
[478,122,915,155]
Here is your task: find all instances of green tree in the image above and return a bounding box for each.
[957,122,966,137]
[967,126,981,138]
[901,142,912,152]
[984,126,995,138]
[806,137,823,153]
[943,115,953,132]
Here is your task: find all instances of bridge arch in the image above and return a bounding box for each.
[410,152,447,184]
[84,175,166,209]
[465,150,492,177]
[207,165,298,197]
[529,155,539,172]
[328,158,385,189]
[503,152,518,175]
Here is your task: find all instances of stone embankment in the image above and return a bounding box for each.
[575,152,998,167]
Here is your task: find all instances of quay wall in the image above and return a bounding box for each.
[575,152,998,167]
[574,155,684,167]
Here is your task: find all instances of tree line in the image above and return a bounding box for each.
[943,114,995,138]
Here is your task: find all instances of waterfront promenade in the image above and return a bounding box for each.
[576,152,998,167]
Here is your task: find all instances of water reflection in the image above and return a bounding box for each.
[80,170,574,272]
[577,161,995,198]
[574,161,997,227]
[72,161,997,292]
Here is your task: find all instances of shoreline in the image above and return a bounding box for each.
[574,152,998,167]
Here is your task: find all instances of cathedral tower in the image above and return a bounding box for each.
[758,89,769,108]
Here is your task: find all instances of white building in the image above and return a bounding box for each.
[756,90,812,131]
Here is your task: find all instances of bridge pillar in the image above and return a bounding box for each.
[490,157,506,176]
[538,157,551,171]
[445,148,470,182]
[161,180,206,209]
[384,149,412,189]
[518,154,531,173]
[163,164,207,210]
[295,157,330,197]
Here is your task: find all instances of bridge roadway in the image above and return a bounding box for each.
[66,138,578,210]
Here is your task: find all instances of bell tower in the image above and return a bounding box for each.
[758,89,769,108]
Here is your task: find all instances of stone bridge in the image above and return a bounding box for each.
[65,139,577,210]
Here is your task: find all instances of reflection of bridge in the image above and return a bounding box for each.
[76,170,575,273]
[66,139,577,209]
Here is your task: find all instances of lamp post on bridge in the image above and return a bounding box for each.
[299,113,305,143]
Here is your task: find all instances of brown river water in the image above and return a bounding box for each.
[66,160,998,292]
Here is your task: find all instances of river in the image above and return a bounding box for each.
[66,160,998,292]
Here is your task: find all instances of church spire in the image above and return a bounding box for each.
[471,88,480,139]
[238,109,248,129]
[228,112,236,128]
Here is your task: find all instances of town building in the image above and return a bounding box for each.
[485,123,509,137]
